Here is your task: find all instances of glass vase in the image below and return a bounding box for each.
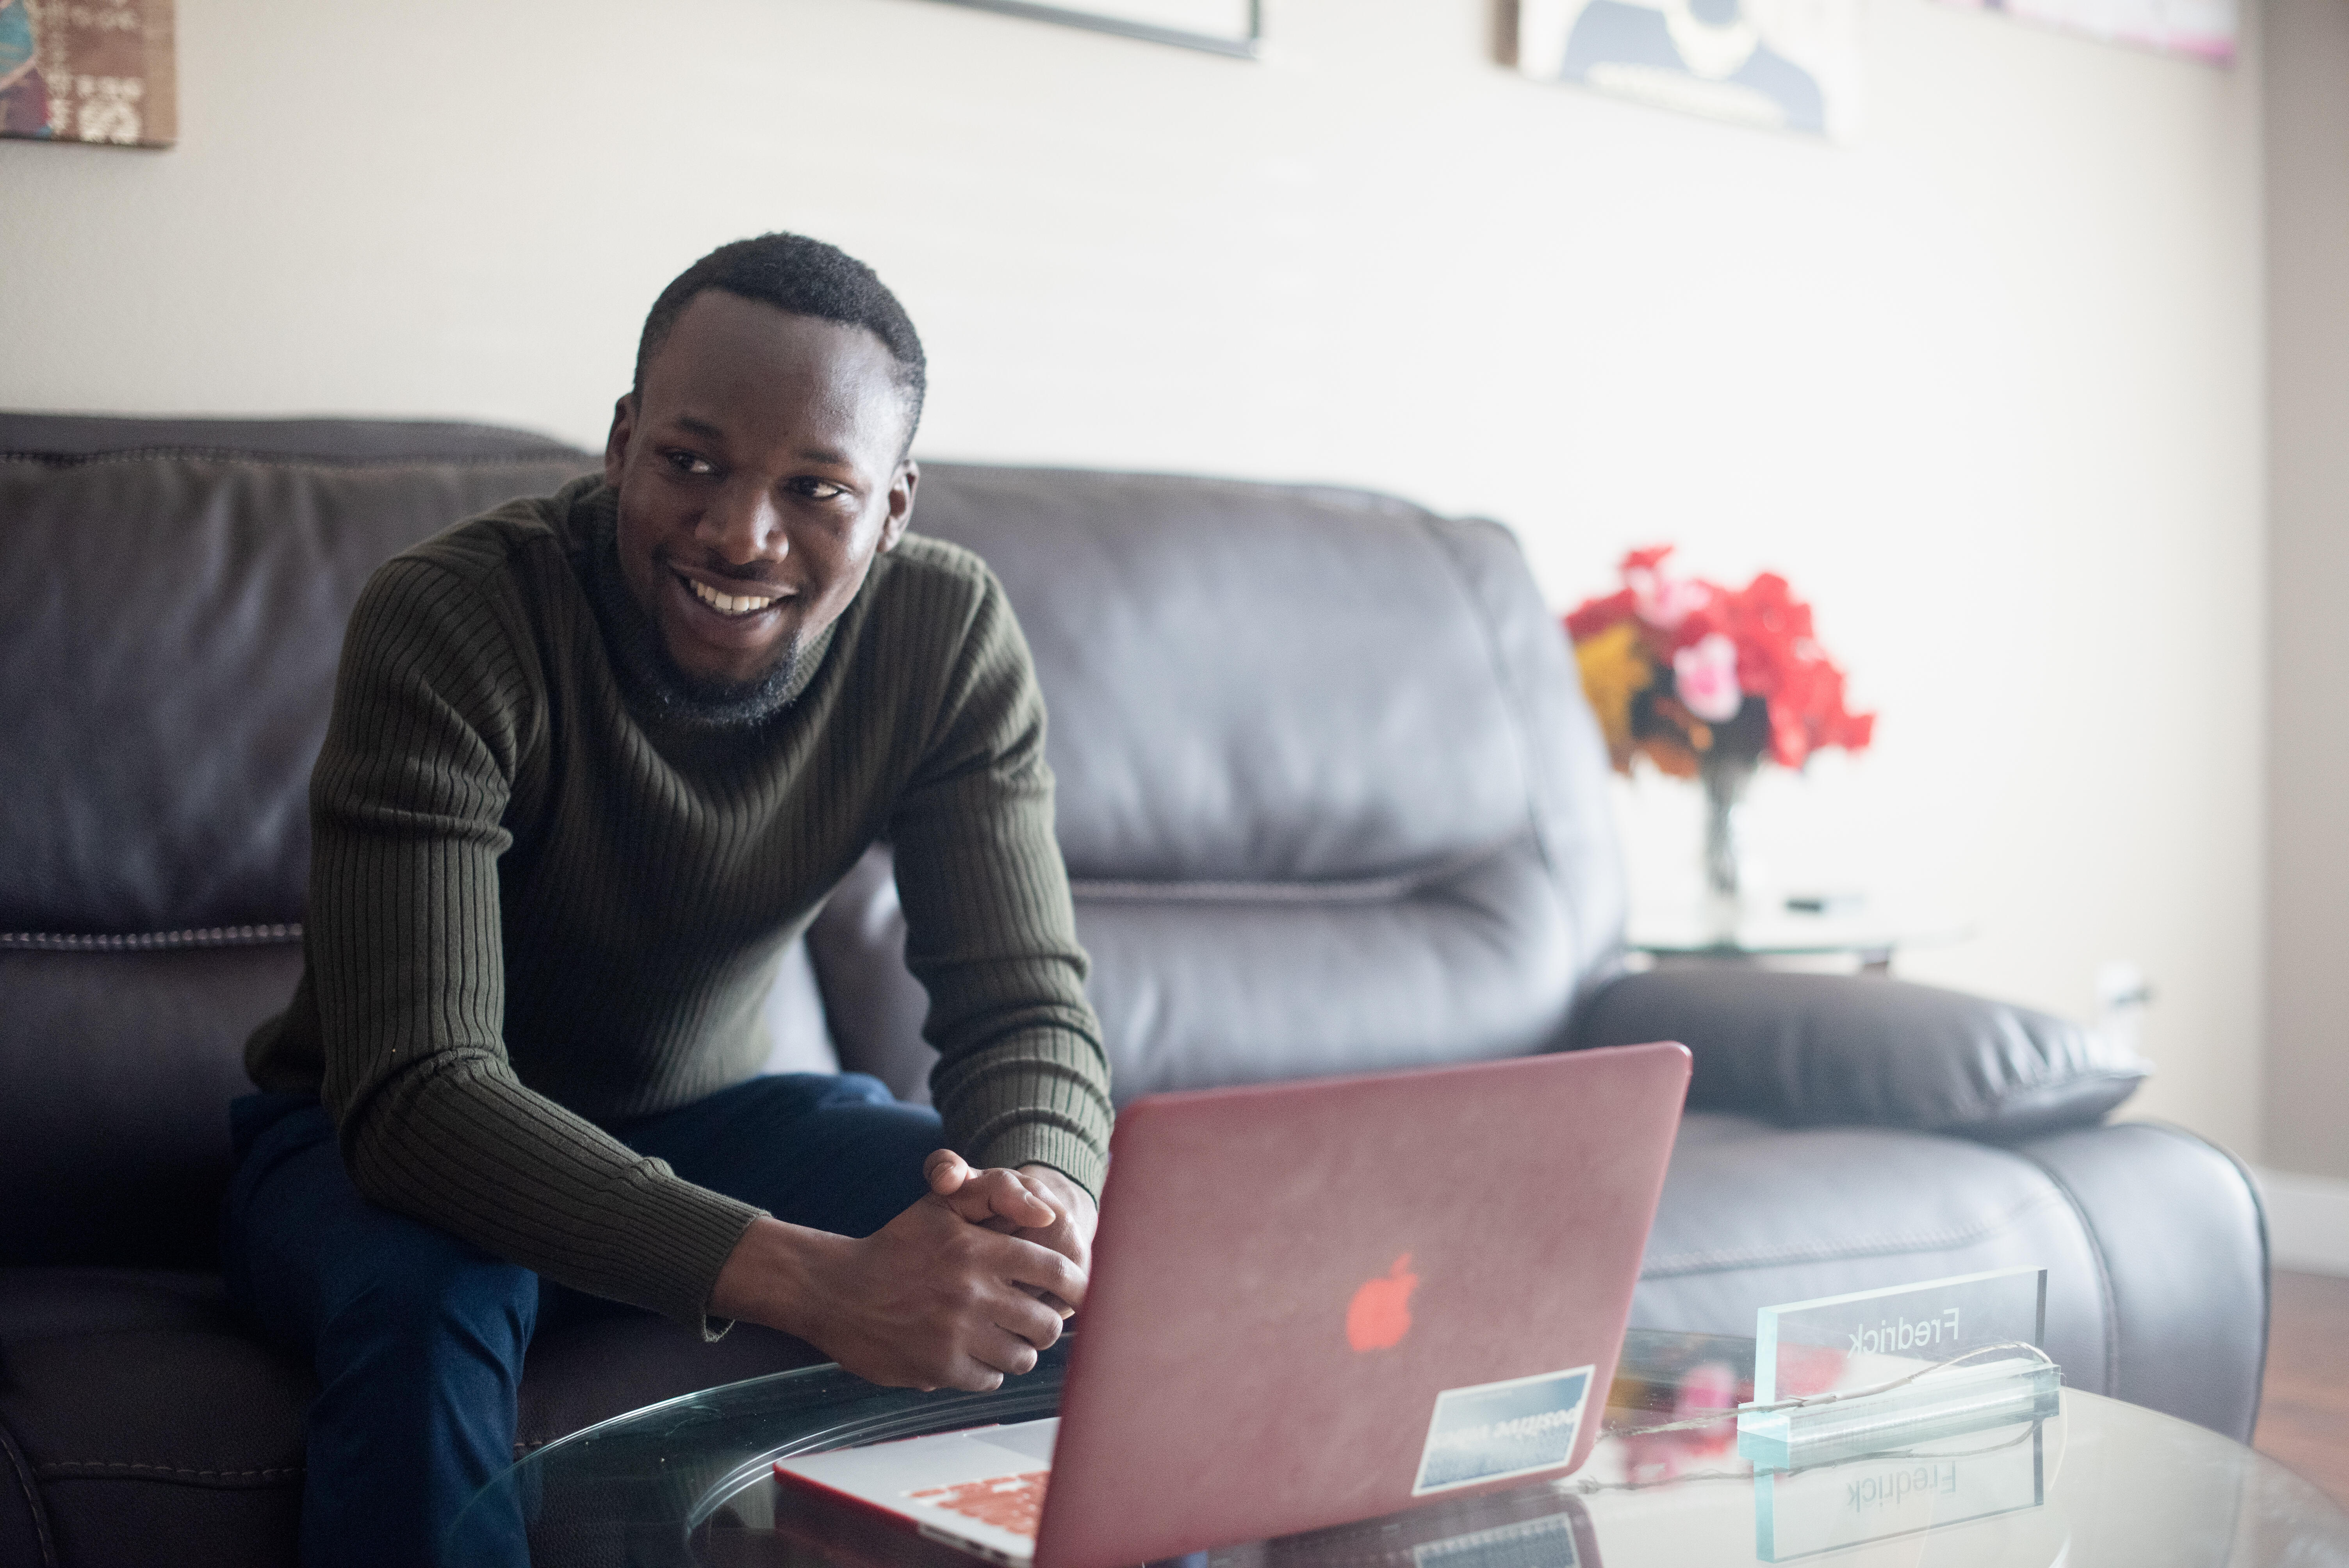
[1700,752,1758,908]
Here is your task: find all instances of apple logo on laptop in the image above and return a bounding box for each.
[1346,1253,1418,1352]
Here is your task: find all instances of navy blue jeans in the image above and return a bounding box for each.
[221,1073,942,1568]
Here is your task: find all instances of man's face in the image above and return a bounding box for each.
[604,290,916,695]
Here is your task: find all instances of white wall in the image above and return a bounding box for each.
[2263,0,2349,1185]
[0,0,2269,1154]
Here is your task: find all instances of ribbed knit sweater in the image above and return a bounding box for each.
[245,477,1113,1334]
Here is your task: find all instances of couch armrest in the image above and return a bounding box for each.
[1572,966,2150,1138]
[2004,1120,2269,1439]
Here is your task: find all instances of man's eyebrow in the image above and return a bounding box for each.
[665,417,854,469]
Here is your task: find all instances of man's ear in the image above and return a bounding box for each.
[877,461,918,554]
[603,394,637,488]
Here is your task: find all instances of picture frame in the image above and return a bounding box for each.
[1517,0,1858,139]
[1930,0,2234,64]
[922,0,1261,59]
[1,0,176,148]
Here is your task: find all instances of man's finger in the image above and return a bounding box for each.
[989,1170,1060,1228]
[988,1283,1068,1350]
[996,1233,1088,1310]
[925,1149,972,1195]
[972,1326,1045,1378]
[943,1357,1007,1394]
[939,1168,1059,1231]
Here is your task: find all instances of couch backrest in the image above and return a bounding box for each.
[0,416,598,1267]
[812,465,1628,1103]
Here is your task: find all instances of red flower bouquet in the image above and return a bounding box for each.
[1565,546,1875,782]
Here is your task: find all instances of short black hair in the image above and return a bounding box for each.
[633,233,927,445]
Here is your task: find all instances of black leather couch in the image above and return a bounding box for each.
[0,415,2269,1568]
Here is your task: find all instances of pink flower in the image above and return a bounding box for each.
[1627,559,1713,633]
[1673,633,1743,723]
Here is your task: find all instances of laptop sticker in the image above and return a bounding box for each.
[1412,1365,1595,1496]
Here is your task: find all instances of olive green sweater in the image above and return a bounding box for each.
[246,478,1112,1334]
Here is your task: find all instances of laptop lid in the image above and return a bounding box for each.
[1035,1041,1690,1568]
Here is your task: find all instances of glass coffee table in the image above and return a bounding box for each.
[450,1329,2349,1567]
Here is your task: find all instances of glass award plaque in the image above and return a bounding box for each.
[1738,1267,2059,1471]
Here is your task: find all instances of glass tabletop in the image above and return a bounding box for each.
[1626,898,1972,962]
[449,1329,2349,1568]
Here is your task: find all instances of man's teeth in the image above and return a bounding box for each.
[688,579,778,615]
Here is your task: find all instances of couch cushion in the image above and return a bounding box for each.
[0,946,300,1268]
[912,469,1536,884]
[0,1269,308,1568]
[1578,966,2150,1138]
[0,421,594,936]
[913,468,1625,934]
[0,1267,237,1342]
[815,837,1586,1103]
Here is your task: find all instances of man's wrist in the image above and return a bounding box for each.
[709,1215,845,1340]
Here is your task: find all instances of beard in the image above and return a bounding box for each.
[583,511,805,730]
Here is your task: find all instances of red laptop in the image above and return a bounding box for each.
[775,1041,1691,1568]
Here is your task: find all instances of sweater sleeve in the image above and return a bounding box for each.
[888,560,1114,1197]
[311,557,763,1335]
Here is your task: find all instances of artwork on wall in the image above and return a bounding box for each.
[1930,0,2234,62]
[1517,0,1858,139]
[923,0,1260,58]
[0,0,174,146]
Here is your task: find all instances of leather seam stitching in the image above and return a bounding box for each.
[1638,1186,2068,1277]
[1417,513,1622,1046]
[929,466,1432,524]
[0,449,583,471]
[1415,516,1563,882]
[1918,1067,2153,1131]
[0,924,302,952]
[0,1418,61,1568]
[1997,1144,2123,1395]
[2139,1120,2271,1431]
[32,1461,301,1482]
[1068,831,1527,905]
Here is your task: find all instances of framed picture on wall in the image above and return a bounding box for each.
[1,0,174,146]
[921,0,1260,58]
[1517,0,1857,139]
[1930,0,2235,63]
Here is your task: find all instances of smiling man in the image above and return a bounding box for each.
[223,234,1113,1568]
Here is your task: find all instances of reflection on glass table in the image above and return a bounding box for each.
[448,1327,2349,1568]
